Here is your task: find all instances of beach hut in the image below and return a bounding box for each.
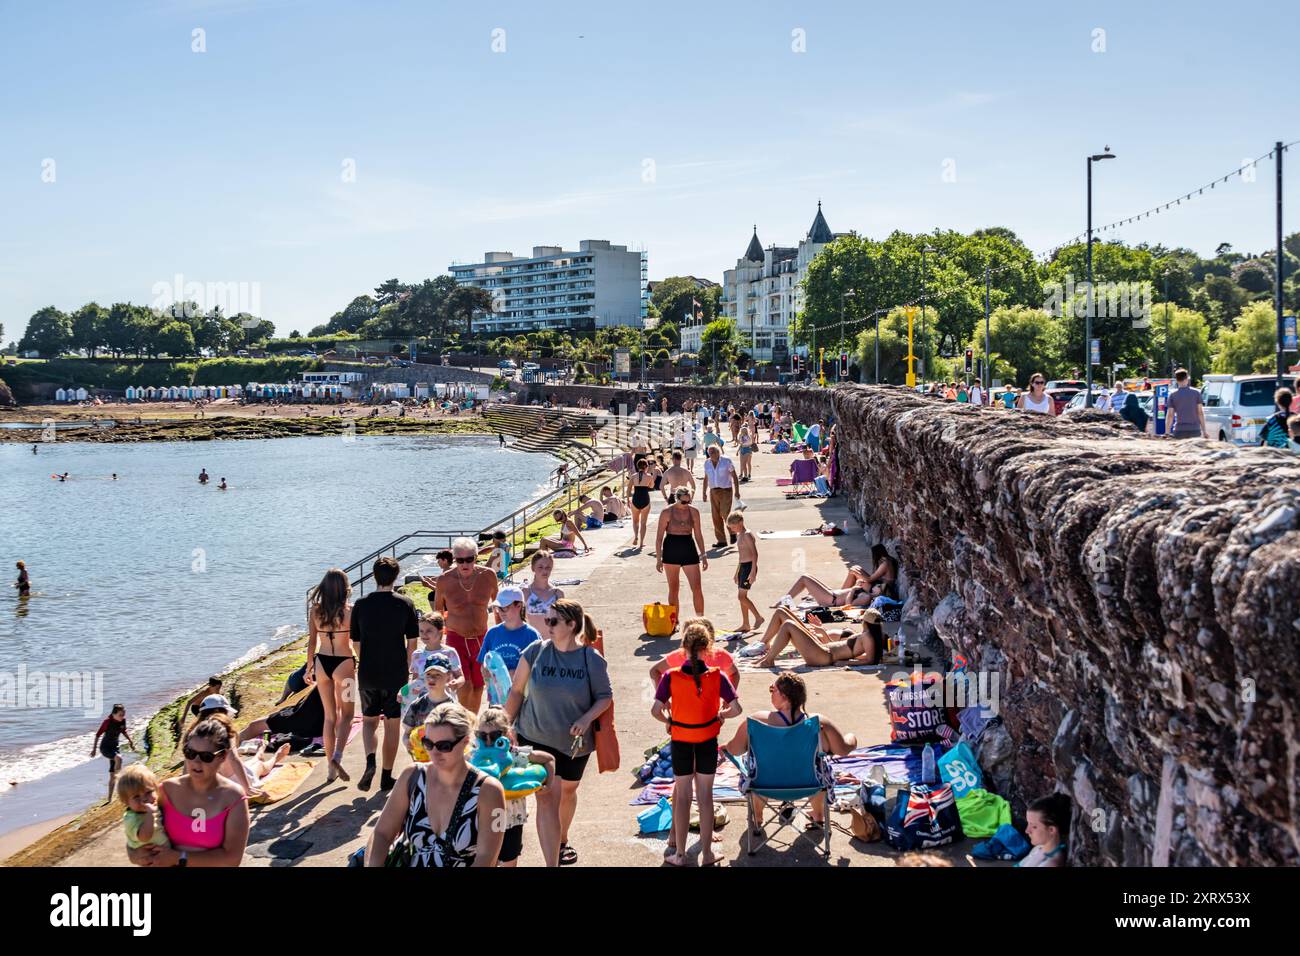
[124,386,136,401]
[75,388,88,401]
[165,386,177,400]
[55,388,68,402]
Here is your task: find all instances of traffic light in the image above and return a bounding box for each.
[964,348,973,373]
[839,352,849,378]
[791,354,801,375]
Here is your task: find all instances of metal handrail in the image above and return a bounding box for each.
[308,408,683,606]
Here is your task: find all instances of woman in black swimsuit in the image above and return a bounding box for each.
[628,459,655,549]
[308,567,355,783]
[655,487,708,616]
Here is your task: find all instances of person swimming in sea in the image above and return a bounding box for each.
[31,444,37,454]
[198,469,209,484]
[15,561,30,596]
[57,472,69,482]
[218,478,228,490]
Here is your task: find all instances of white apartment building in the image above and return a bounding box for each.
[683,203,838,363]
[449,240,648,335]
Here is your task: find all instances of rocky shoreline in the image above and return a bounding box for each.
[0,414,494,443]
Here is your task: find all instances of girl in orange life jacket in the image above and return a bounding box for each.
[651,621,742,867]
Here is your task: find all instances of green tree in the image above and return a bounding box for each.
[372,279,406,307]
[70,303,107,357]
[18,306,72,357]
[852,307,941,384]
[651,278,717,330]
[967,306,1055,386]
[399,276,459,339]
[156,320,197,357]
[1212,302,1279,374]
[443,285,495,336]
[700,318,740,374]
[1152,306,1212,379]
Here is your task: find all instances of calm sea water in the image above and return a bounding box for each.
[0,434,554,834]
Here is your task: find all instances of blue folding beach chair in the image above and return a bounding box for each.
[724,716,835,857]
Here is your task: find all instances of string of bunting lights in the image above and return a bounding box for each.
[820,139,1297,341]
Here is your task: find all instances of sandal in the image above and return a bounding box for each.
[559,843,578,866]
[805,819,825,831]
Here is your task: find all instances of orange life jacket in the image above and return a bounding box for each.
[668,667,723,743]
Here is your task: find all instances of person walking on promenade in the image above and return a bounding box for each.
[307,568,356,783]
[655,487,708,616]
[1016,374,1056,415]
[434,537,498,714]
[367,702,505,867]
[504,599,612,866]
[628,458,656,549]
[1166,368,1209,440]
[661,449,696,503]
[351,557,420,792]
[128,717,250,867]
[522,552,564,632]
[651,620,741,867]
[703,444,741,549]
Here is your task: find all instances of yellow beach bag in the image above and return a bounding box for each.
[642,602,678,637]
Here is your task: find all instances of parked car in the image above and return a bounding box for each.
[1046,387,1081,414]
[1061,388,1111,414]
[1201,374,1282,444]
[1044,379,1087,391]
[235,350,250,357]
[498,359,517,371]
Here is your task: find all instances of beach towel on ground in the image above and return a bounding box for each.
[249,762,315,805]
[955,788,1012,838]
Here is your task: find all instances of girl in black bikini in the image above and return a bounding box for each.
[308,568,355,783]
[655,488,708,616]
[628,459,655,549]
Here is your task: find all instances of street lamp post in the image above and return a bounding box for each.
[1085,147,1116,407]
[874,310,881,384]
[921,245,936,381]
[1163,270,1171,377]
[984,262,991,391]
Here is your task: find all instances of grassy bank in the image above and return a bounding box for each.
[1,636,309,867]
[1,358,322,401]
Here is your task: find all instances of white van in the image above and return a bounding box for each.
[1201,374,1283,445]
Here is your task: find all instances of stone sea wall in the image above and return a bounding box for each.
[669,382,1300,866]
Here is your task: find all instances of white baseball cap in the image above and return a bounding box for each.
[200,693,237,716]
[491,586,525,608]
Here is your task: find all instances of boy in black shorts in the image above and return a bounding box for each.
[728,512,763,633]
[350,557,419,791]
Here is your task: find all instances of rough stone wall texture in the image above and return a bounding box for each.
[671,382,1300,866]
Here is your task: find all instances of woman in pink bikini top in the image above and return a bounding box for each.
[128,717,250,867]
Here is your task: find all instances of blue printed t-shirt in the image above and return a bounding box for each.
[479,622,541,673]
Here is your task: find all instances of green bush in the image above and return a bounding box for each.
[191,357,319,384]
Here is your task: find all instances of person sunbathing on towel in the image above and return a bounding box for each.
[753,611,882,669]
[775,546,897,609]
[721,674,858,831]
[538,509,589,554]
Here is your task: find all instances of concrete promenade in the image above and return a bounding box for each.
[58,434,974,868]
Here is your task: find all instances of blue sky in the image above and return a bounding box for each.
[1,0,1295,339]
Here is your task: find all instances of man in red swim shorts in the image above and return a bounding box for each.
[433,536,498,712]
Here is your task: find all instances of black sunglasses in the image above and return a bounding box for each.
[453,556,476,565]
[476,730,507,745]
[421,735,466,753]
[183,746,227,763]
